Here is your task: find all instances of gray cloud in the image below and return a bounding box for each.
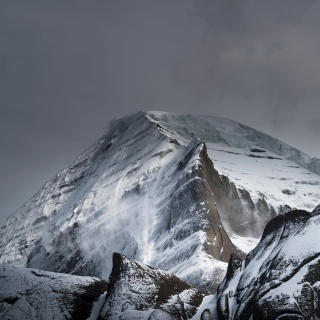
[1,0,320,226]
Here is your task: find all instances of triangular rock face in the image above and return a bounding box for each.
[217,204,320,320]
[147,139,241,292]
[195,141,273,239]
[0,266,107,320]
[100,253,204,319]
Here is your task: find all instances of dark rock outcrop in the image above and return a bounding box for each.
[217,204,320,320]
[100,253,204,319]
[197,142,276,239]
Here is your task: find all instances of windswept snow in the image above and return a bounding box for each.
[206,142,320,213]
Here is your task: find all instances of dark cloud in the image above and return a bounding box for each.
[1,0,320,225]
[174,0,320,148]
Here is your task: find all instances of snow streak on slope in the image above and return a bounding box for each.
[0,138,104,267]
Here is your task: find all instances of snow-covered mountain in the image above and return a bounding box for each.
[1,111,320,294]
[217,204,320,320]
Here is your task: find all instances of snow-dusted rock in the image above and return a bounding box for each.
[100,253,204,319]
[0,266,107,320]
[217,204,320,319]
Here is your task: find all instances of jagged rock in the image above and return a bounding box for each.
[217,204,320,319]
[0,266,108,320]
[99,253,204,319]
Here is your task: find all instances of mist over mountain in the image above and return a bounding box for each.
[1,111,320,319]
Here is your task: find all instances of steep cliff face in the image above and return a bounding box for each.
[217,204,320,320]
[1,111,320,295]
[197,142,276,239]
[146,139,242,292]
[0,266,107,320]
[100,253,204,319]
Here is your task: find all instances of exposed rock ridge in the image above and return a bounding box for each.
[99,253,204,319]
[169,139,239,263]
[217,205,320,320]
[199,143,276,238]
[147,112,320,176]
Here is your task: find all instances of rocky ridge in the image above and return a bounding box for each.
[100,253,204,319]
[217,204,320,319]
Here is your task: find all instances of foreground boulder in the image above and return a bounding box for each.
[100,253,204,319]
[217,204,320,319]
[0,266,108,320]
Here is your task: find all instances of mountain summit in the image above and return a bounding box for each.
[1,111,320,294]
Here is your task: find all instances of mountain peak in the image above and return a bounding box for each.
[1,111,320,297]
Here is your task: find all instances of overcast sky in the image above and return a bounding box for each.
[1,0,320,226]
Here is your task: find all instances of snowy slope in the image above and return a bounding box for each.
[148,112,320,176]
[147,112,320,238]
[1,111,320,295]
[206,143,320,212]
[217,204,320,320]
[0,266,107,320]
[0,137,104,267]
